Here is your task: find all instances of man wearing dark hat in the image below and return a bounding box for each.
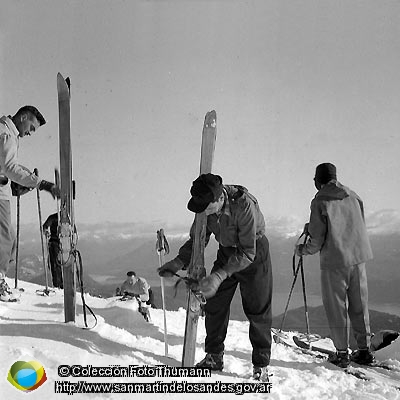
[295,163,374,367]
[158,173,273,381]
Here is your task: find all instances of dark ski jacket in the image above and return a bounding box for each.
[43,213,60,243]
[303,180,373,269]
[178,185,266,276]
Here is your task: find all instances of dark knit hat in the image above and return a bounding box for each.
[314,163,337,184]
[187,173,223,213]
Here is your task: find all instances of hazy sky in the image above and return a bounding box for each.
[1,0,399,230]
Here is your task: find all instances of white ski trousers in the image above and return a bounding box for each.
[0,199,15,278]
[321,263,371,351]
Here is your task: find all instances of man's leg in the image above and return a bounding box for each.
[0,200,14,278]
[347,263,371,349]
[48,242,58,287]
[204,273,238,355]
[238,235,273,368]
[321,267,349,351]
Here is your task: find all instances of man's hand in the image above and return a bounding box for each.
[157,257,184,277]
[38,180,60,199]
[199,269,228,299]
[11,181,32,196]
[123,291,139,298]
[295,243,305,257]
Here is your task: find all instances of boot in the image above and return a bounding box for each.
[195,352,224,371]
[253,365,270,382]
[351,349,375,365]
[0,278,12,302]
[328,350,350,368]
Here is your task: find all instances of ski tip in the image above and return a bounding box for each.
[57,73,66,90]
[57,73,70,86]
[206,110,217,119]
[57,73,71,96]
[204,110,217,128]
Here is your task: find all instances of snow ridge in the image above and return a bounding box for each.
[0,279,399,399]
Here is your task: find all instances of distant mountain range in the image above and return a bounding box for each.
[9,222,400,318]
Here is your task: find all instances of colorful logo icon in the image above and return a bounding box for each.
[7,360,47,392]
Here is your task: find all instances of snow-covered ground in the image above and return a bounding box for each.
[0,279,399,400]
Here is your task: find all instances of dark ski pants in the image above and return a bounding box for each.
[204,235,273,367]
[321,263,371,351]
[48,240,63,288]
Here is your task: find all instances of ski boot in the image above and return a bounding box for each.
[195,352,224,371]
[0,278,15,302]
[351,349,375,365]
[253,366,270,382]
[328,350,350,368]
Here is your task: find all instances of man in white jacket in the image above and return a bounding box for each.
[120,271,152,322]
[0,106,59,299]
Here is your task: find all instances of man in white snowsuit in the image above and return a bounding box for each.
[158,173,273,382]
[295,163,374,367]
[0,106,59,299]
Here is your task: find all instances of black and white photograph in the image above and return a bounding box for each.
[0,1,399,398]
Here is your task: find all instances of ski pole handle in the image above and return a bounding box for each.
[157,229,170,255]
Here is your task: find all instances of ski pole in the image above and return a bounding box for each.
[157,229,170,357]
[14,193,21,289]
[298,234,311,341]
[34,168,51,296]
[277,227,309,335]
[296,227,321,344]
[277,244,303,334]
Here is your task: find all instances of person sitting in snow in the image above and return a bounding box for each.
[120,271,153,322]
[158,173,273,382]
[295,163,374,367]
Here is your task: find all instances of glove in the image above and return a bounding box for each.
[39,180,60,199]
[158,257,184,277]
[199,269,228,299]
[123,291,139,298]
[11,181,32,196]
[295,243,305,257]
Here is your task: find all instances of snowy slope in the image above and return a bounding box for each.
[0,279,399,400]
